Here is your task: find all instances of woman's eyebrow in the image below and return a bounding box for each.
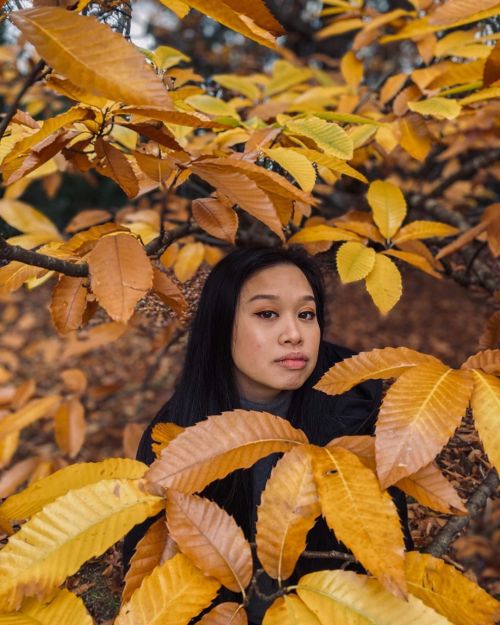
[247,294,315,303]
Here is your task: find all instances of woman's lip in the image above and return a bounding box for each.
[276,358,308,370]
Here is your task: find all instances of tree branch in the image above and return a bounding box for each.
[0,223,194,277]
[0,59,46,142]
[424,469,499,558]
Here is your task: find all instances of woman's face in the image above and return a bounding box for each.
[231,264,321,403]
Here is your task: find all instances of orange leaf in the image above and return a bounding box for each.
[96,139,140,198]
[192,197,238,244]
[10,7,173,108]
[50,275,88,335]
[462,350,500,375]
[166,490,252,593]
[173,242,205,282]
[122,516,172,605]
[54,397,86,458]
[376,362,473,487]
[151,268,187,317]
[198,602,247,625]
[87,233,153,322]
[146,410,308,493]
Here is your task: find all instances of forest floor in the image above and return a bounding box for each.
[0,256,498,623]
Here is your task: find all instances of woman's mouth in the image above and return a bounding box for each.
[275,353,309,370]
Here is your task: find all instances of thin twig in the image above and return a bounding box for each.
[0,59,46,141]
[424,469,499,558]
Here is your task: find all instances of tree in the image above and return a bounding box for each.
[0,0,499,623]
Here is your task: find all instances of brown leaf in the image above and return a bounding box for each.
[462,349,500,375]
[166,490,252,593]
[192,197,238,244]
[151,268,187,317]
[54,397,86,458]
[0,457,41,499]
[60,368,88,395]
[198,602,247,625]
[61,321,128,360]
[64,210,112,234]
[123,423,144,459]
[122,516,171,604]
[96,139,140,198]
[50,275,88,335]
[87,233,153,323]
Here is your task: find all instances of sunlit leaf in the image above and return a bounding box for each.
[393,221,459,244]
[366,180,407,239]
[146,410,308,493]
[376,362,473,487]
[0,588,93,625]
[0,479,163,611]
[286,117,353,160]
[256,446,320,583]
[10,8,173,108]
[469,370,500,475]
[263,595,321,625]
[365,253,402,314]
[336,242,376,283]
[115,553,220,625]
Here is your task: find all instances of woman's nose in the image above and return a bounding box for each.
[279,318,303,344]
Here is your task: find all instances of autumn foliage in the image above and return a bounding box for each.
[0,0,499,622]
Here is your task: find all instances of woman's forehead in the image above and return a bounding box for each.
[240,264,314,301]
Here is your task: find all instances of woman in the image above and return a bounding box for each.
[123,245,413,622]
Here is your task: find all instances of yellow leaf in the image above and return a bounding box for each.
[366,180,407,239]
[399,115,432,162]
[192,197,238,244]
[0,431,19,470]
[158,0,190,18]
[312,447,407,599]
[405,552,500,625]
[462,349,500,375]
[87,233,153,322]
[365,253,402,314]
[0,396,60,438]
[266,60,312,96]
[408,97,462,120]
[256,446,320,583]
[173,242,205,282]
[314,347,439,395]
[166,490,252,593]
[53,398,86,459]
[288,226,361,246]
[185,95,240,120]
[214,74,260,100]
[382,249,441,279]
[4,107,91,167]
[316,17,364,40]
[340,51,363,88]
[10,8,172,108]
[393,220,459,244]
[290,148,368,183]
[115,553,219,625]
[152,45,190,70]
[286,117,353,160]
[0,588,93,625]
[470,370,500,475]
[152,422,185,458]
[460,86,500,105]
[263,148,316,192]
[0,260,45,295]
[348,124,378,149]
[0,458,147,521]
[0,479,163,611]
[297,569,454,625]
[146,410,308,493]
[336,241,376,283]
[49,275,88,335]
[0,199,60,237]
[397,462,467,515]
[122,517,171,604]
[428,0,500,25]
[263,595,322,625]
[6,232,58,249]
[376,362,473,487]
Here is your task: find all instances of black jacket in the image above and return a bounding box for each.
[122,341,413,577]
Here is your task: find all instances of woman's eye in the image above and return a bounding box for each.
[256,311,277,319]
[299,311,316,320]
